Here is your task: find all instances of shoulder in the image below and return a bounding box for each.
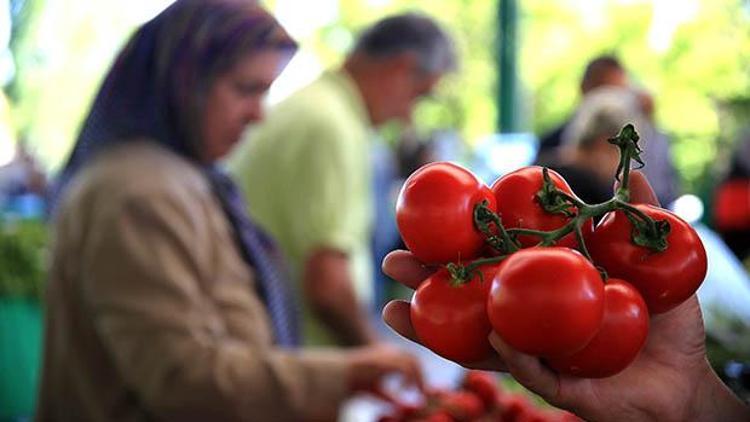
[59,142,214,223]
[269,73,363,133]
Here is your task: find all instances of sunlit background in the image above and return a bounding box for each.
[2,0,750,418]
[3,0,750,193]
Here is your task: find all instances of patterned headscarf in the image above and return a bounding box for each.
[53,0,295,198]
[53,0,301,346]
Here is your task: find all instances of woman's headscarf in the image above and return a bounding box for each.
[53,0,301,347]
[54,0,295,195]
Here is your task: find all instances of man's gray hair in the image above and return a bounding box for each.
[352,13,457,74]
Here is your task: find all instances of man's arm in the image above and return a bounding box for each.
[304,247,379,347]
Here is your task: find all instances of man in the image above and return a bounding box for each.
[537,55,679,205]
[535,55,628,166]
[228,13,456,347]
[552,86,647,205]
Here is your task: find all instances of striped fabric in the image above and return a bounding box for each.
[206,167,300,347]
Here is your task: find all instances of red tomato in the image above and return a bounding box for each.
[424,411,455,422]
[411,264,500,362]
[498,393,530,422]
[442,391,485,421]
[462,371,498,409]
[588,204,707,314]
[397,162,496,264]
[546,279,649,378]
[491,166,593,249]
[713,179,750,231]
[487,247,605,357]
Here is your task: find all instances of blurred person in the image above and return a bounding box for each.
[535,55,628,166]
[381,171,750,422]
[228,13,457,347]
[536,55,679,205]
[0,141,47,203]
[550,85,648,205]
[635,88,680,206]
[713,131,750,262]
[38,1,422,421]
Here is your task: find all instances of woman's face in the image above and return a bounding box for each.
[201,50,287,162]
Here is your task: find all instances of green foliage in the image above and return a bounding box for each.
[5,0,750,194]
[0,219,47,300]
[522,0,750,192]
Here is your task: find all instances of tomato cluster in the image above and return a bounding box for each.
[377,371,580,422]
[396,156,707,378]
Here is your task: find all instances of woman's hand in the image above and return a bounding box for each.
[345,343,424,402]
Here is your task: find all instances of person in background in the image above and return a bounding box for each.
[0,141,47,210]
[536,55,679,206]
[535,55,628,167]
[635,88,680,206]
[381,171,750,422]
[228,13,457,347]
[713,131,750,262]
[38,1,421,420]
[550,86,647,205]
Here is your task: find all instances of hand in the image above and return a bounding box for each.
[345,344,424,401]
[382,171,749,421]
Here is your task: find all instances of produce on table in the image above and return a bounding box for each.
[376,370,581,422]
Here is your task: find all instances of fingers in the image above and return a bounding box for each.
[382,300,419,343]
[368,385,401,405]
[488,333,562,404]
[382,250,436,290]
[616,170,660,207]
[401,353,425,391]
[379,343,425,391]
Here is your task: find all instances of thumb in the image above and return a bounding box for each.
[616,171,660,206]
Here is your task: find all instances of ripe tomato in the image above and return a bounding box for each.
[487,247,605,357]
[546,279,649,378]
[442,391,485,420]
[397,162,496,264]
[498,393,530,422]
[411,263,501,362]
[462,371,498,408]
[491,166,593,249]
[587,204,707,314]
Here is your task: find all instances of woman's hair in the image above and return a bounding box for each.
[52,0,295,210]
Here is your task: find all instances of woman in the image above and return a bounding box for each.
[38,1,421,420]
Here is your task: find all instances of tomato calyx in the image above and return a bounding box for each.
[446,255,507,286]
[464,125,673,274]
[621,203,672,252]
[474,200,520,254]
[536,167,577,218]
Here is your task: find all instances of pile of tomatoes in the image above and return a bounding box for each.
[377,371,580,422]
[396,159,707,378]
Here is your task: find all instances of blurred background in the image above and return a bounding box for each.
[2,0,750,420]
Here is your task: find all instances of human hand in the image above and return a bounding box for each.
[382,171,748,421]
[345,343,424,402]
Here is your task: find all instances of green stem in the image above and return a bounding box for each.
[467,125,672,265]
[616,200,652,224]
[572,218,597,264]
[447,255,508,285]
[608,123,644,201]
[474,202,519,253]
